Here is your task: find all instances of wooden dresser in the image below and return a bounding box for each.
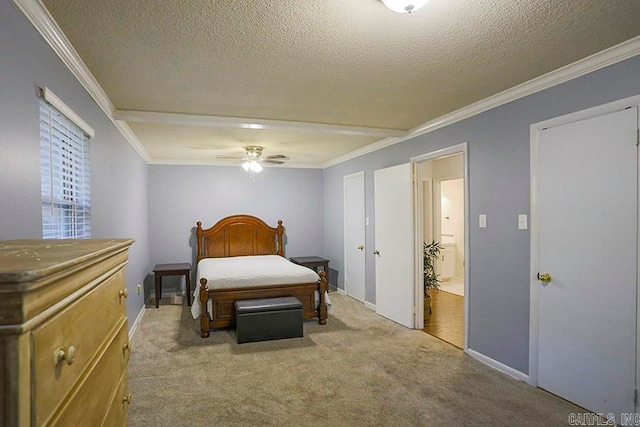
[0,239,135,426]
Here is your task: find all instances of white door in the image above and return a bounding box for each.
[536,107,638,421]
[344,171,366,302]
[374,163,414,328]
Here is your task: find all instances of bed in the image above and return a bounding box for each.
[192,214,328,338]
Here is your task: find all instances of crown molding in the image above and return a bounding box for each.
[113,110,407,138]
[13,0,151,163]
[322,35,640,169]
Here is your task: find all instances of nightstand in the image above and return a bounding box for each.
[289,256,329,277]
[153,263,191,307]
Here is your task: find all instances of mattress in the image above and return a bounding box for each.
[190,255,326,320]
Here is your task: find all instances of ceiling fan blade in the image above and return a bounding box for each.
[265,154,289,160]
[263,159,285,165]
[216,155,246,160]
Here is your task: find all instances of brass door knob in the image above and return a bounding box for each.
[119,288,129,299]
[357,245,364,251]
[123,393,132,404]
[123,342,131,355]
[537,272,552,283]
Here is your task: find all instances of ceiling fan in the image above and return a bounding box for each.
[217,146,289,174]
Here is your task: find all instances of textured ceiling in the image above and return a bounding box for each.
[41,0,640,166]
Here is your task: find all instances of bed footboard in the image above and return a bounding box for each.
[317,270,328,325]
[198,272,328,337]
[199,278,211,338]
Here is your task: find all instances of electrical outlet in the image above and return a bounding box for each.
[137,284,142,295]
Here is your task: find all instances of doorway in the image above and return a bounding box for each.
[413,145,468,350]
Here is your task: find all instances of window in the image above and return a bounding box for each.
[39,88,94,239]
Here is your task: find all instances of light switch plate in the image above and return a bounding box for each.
[479,214,487,228]
[518,214,528,230]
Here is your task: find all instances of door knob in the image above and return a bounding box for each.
[537,272,552,283]
[357,245,364,251]
[55,346,76,366]
[373,250,380,256]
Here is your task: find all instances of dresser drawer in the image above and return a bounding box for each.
[32,268,128,425]
[102,371,130,427]
[49,320,130,426]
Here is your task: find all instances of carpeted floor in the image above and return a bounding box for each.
[128,293,580,426]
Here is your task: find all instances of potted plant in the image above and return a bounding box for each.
[423,240,443,316]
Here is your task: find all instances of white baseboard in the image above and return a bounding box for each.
[466,348,529,383]
[128,304,146,340]
[337,288,375,310]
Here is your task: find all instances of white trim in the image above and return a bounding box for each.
[13,0,151,163]
[364,300,376,311]
[324,137,402,168]
[529,124,540,386]
[112,121,152,164]
[528,93,640,388]
[467,349,529,383]
[323,36,640,169]
[410,143,469,350]
[113,110,407,138]
[337,287,347,295]
[636,105,640,415]
[41,87,95,137]
[128,304,146,340]
[413,162,424,329]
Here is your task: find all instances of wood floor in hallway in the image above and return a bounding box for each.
[423,289,464,348]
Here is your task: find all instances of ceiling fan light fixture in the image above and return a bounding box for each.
[250,161,263,173]
[382,0,429,13]
[242,159,263,173]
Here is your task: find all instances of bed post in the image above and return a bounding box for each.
[318,270,328,325]
[276,220,284,257]
[196,221,203,262]
[199,278,210,338]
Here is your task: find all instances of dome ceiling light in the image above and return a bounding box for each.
[381,0,430,14]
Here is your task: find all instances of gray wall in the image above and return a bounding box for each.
[323,55,640,374]
[0,1,150,325]
[148,165,324,291]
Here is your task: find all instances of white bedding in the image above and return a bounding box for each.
[191,255,330,319]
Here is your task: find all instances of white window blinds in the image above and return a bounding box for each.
[40,93,92,239]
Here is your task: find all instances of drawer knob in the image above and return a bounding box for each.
[119,288,129,299]
[54,346,76,366]
[123,393,132,404]
[123,342,131,354]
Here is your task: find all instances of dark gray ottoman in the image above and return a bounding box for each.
[235,296,303,344]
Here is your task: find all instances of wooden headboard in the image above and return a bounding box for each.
[196,215,284,261]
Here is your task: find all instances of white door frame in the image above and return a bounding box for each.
[411,142,469,351]
[343,170,366,300]
[528,94,640,390]
[422,178,433,245]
